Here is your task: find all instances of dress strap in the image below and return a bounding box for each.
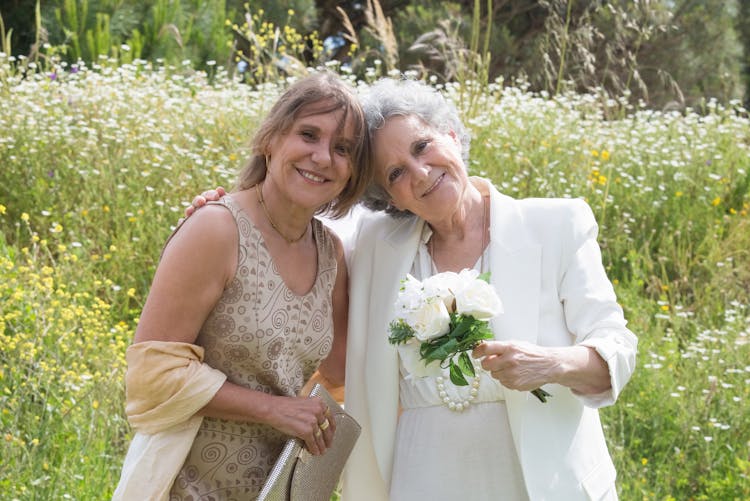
[206,194,241,219]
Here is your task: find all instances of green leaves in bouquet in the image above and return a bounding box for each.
[420,313,494,386]
[388,318,416,345]
[448,352,476,386]
[531,388,552,403]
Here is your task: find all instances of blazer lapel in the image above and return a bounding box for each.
[487,187,541,345]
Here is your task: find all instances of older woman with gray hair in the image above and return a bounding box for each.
[342,77,637,501]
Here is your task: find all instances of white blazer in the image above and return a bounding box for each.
[343,182,637,501]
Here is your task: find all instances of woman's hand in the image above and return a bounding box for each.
[473,341,611,395]
[184,186,226,218]
[265,394,337,456]
[473,341,559,392]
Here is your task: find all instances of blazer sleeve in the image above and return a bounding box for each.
[557,199,638,408]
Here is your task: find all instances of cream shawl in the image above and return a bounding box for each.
[112,341,227,501]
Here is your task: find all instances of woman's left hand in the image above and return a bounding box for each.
[473,341,559,391]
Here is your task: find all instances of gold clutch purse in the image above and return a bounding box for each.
[257,383,361,501]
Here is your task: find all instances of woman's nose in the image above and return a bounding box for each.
[311,142,332,166]
[407,160,430,181]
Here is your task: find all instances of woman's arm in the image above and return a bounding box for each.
[134,204,236,345]
[475,198,636,402]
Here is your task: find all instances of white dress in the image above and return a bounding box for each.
[389,226,529,501]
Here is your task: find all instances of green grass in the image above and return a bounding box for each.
[1,55,749,499]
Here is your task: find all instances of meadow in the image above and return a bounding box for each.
[0,54,749,500]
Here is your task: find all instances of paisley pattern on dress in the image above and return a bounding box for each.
[170,195,337,500]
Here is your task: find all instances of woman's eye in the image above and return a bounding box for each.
[387,167,403,184]
[300,130,316,140]
[334,143,350,156]
[414,140,429,154]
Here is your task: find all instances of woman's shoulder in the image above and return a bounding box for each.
[485,178,591,218]
[488,184,597,241]
[184,200,236,233]
[164,200,238,255]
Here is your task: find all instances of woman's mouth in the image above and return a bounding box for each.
[297,168,327,183]
[421,173,444,197]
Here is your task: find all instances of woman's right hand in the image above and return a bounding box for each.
[267,394,337,456]
[184,186,226,218]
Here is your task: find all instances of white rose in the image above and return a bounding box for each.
[422,271,461,313]
[405,298,451,341]
[454,277,503,320]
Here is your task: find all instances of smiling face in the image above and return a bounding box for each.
[372,114,469,222]
[265,103,355,211]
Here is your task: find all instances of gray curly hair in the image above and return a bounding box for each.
[360,77,471,218]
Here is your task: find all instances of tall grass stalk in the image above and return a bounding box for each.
[555,0,573,96]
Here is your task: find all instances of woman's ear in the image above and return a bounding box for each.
[448,129,461,148]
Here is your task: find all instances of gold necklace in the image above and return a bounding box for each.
[429,194,488,273]
[256,182,307,244]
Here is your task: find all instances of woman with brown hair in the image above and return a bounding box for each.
[113,71,371,500]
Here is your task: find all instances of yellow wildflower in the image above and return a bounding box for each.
[601,150,610,161]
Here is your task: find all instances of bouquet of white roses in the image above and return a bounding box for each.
[388,269,502,387]
[388,269,551,403]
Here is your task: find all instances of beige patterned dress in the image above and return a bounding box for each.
[170,195,337,501]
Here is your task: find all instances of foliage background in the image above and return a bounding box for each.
[1,0,749,107]
[1,1,749,500]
